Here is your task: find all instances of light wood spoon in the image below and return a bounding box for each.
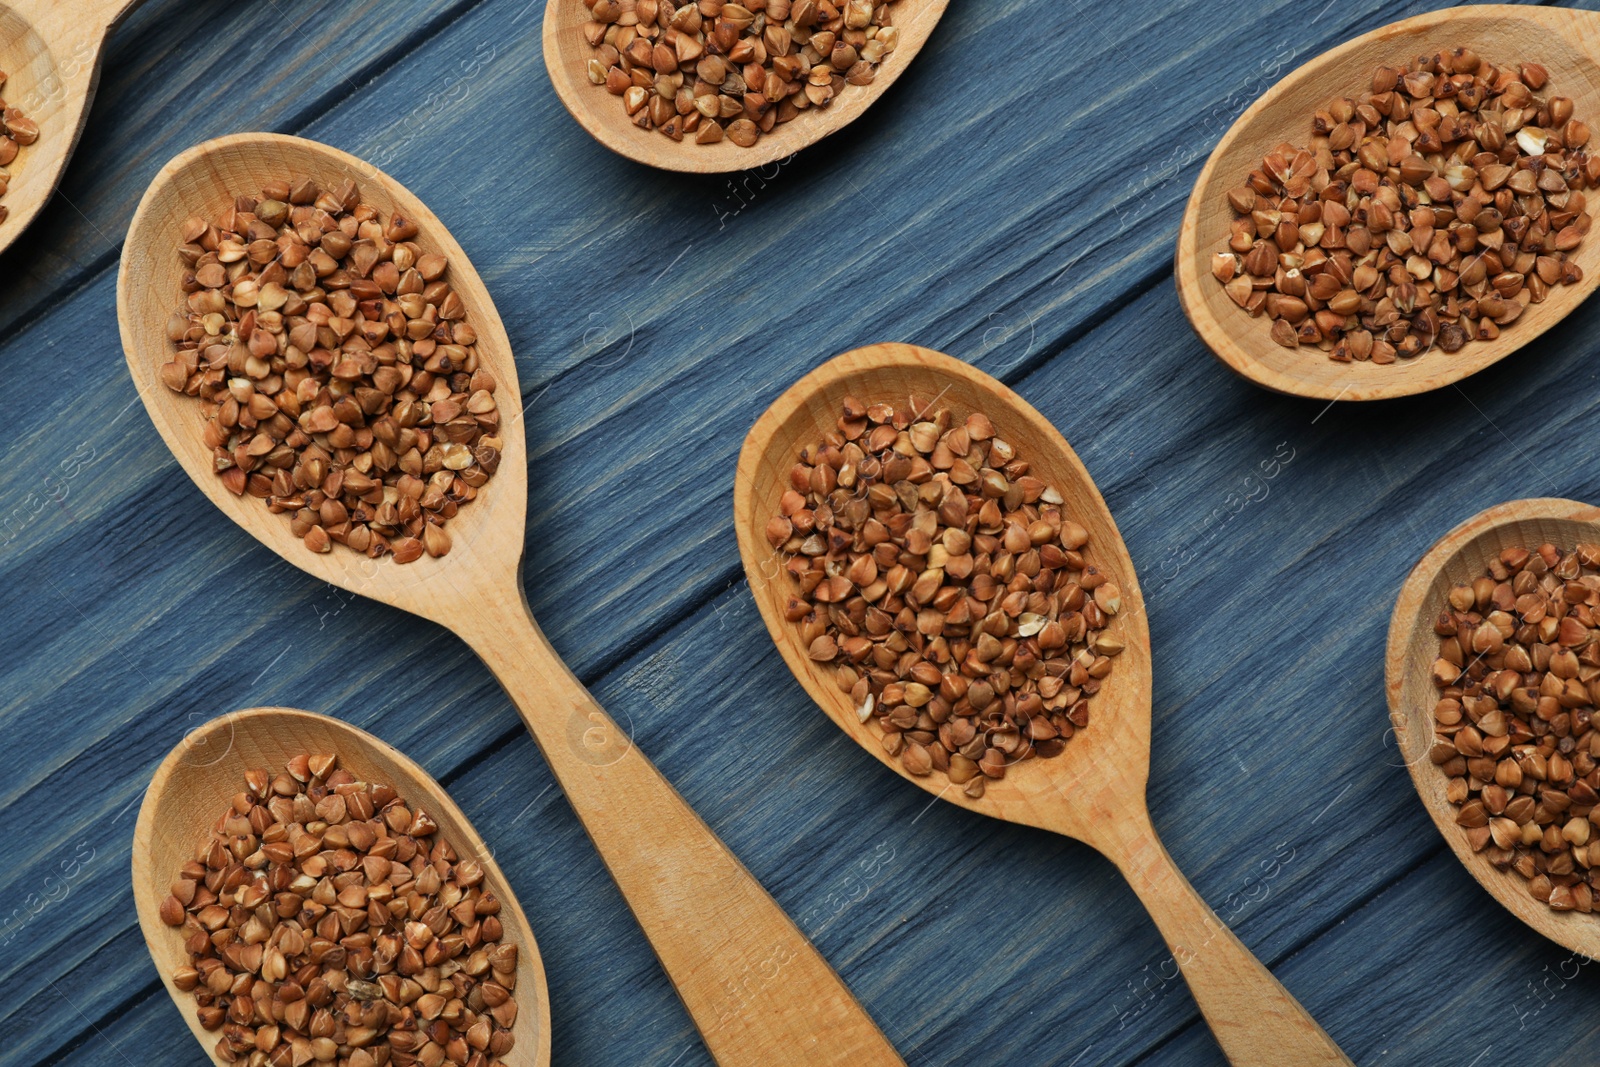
[133,706,554,1067]
[1176,5,1600,401]
[118,133,903,1067]
[1387,496,1600,957]
[0,0,142,257]
[542,0,947,173]
[734,343,1353,1066]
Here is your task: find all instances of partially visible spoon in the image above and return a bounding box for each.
[1387,496,1600,957]
[120,133,903,1066]
[734,343,1353,1065]
[133,706,554,1067]
[1176,5,1600,401]
[0,0,141,257]
[542,0,948,173]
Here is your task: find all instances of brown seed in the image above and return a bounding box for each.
[726,118,760,147]
[391,537,425,564]
[2,112,38,146]
[808,635,838,661]
[423,523,452,558]
[902,742,933,776]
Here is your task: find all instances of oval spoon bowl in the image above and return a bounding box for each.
[1387,497,1600,957]
[132,706,553,1066]
[1176,4,1600,401]
[118,132,530,610]
[542,0,948,173]
[735,342,1155,828]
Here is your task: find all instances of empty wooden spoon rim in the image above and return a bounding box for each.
[132,706,553,1067]
[541,0,949,173]
[1387,496,1600,958]
[1176,4,1600,401]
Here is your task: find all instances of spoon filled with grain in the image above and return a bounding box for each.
[1387,497,1600,957]
[119,132,903,1067]
[734,343,1352,1066]
[1176,6,1600,400]
[0,0,142,255]
[134,706,553,1067]
[543,0,948,172]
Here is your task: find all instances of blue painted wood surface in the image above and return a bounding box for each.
[6,0,1600,1064]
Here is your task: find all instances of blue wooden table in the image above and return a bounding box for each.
[6,0,1600,1063]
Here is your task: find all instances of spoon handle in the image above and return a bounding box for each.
[1103,814,1352,1066]
[455,595,905,1067]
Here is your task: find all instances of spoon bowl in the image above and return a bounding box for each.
[1176,4,1600,401]
[733,343,1156,827]
[1386,496,1600,957]
[118,132,531,607]
[132,706,553,1067]
[541,0,948,173]
[735,343,1353,1065]
[119,132,902,1066]
[0,0,139,257]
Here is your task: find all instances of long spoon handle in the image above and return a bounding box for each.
[1102,813,1352,1066]
[454,593,905,1067]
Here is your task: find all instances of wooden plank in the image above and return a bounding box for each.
[1134,851,1600,1066]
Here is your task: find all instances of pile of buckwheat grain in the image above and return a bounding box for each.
[1432,543,1600,913]
[581,0,899,147]
[161,179,501,563]
[771,396,1122,796]
[159,754,520,1066]
[1216,50,1591,363]
[0,69,39,225]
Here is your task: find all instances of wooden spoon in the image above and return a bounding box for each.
[1386,496,1600,956]
[541,0,947,173]
[734,343,1353,1066]
[0,0,141,257]
[132,706,554,1066]
[118,133,903,1067]
[1176,5,1600,401]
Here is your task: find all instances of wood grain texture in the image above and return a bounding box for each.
[9,0,1600,1065]
[1177,5,1600,400]
[541,0,948,173]
[119,133,900,1066]
[132,707,553,1067]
